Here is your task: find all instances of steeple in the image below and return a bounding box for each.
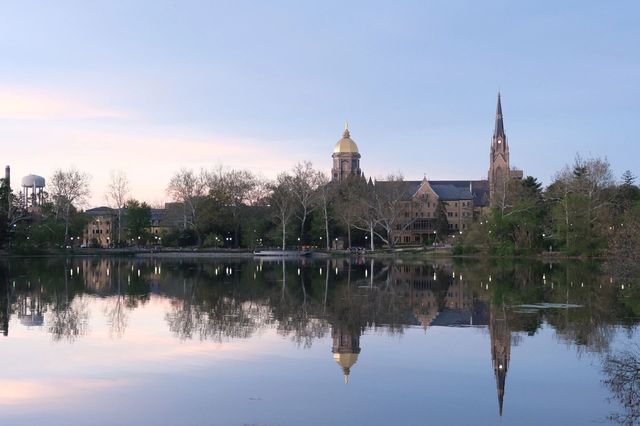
[494,92,505,138]
[490,304,511,417]
[488,92,510,205]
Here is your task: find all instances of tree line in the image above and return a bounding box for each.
[1,154,639,257]
[461,155,640,258]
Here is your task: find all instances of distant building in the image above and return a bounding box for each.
[82,203,181,247]
[331,124,362,181]
[488,93,523,204]
[84,206,116,247]
[331,94,524,244]
[149,208,170,236]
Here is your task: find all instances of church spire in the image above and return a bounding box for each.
[494,92,505,138]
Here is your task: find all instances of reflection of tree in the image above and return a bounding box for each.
[603,345,640,425]
[48,297,89,342]
[105,295,127,338]
[104,261,128,338]
[48,264,89,342]
[164,267,271,342]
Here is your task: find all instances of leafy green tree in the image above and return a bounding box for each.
[433,200,449,242]
[612,170,640,218]
[124,200,151,245]
[547,155,614,256]
[0,178,11,246]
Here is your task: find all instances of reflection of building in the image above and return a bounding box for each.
[82,259,114,293]
[331,326,361,384]
[490,304,511,416]
[17,291,44,327]
[388,264,487,328]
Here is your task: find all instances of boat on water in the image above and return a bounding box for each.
[253,247,314,257]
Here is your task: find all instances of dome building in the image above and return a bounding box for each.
[331,124,362,181]
[331,325,361,384]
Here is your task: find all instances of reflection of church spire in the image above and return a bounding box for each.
[490,303,511,416]
[331,325,361,384]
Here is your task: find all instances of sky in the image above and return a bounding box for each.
[1,1,638,206]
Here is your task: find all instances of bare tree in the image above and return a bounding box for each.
[291,161,323,244]
[166,168,210,245]
[105,170,129,245]
[268,173,296,250]
[210,168,258,247]
[370,175,417,248]
[314,173,333,250]
[353,182,378,251]
[333,176,365,249]
[49,167,91,244]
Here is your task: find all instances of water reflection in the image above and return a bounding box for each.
[603,345,640,425]
[0,257,639,424]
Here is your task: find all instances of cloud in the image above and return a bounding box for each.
[0,378,129,405]
[0,87,126,120]
[1,123,299,205]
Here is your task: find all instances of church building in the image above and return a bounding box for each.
[330,94,523,245]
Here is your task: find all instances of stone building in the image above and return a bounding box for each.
[376,178,481,245]
[84,206,116,247]
[331,94,523,244]
[331,124,362,181]
[488,93,523,204]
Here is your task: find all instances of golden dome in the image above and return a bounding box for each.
[333,352,359,384]
[333,126,359,154]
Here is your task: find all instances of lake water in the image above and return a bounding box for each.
[0,256,638,425]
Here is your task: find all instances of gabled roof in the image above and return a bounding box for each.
[85,206,115,216]
[368,179,490,205]
[430,183,473,201]
[150,208,165,221]
[430,180,490,206]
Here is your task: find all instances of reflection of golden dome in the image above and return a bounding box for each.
[333,352,359,384]
[333,126,359,154]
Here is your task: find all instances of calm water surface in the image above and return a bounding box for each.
[1,256,639,425]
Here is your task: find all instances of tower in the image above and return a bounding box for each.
[331,124,362,181]
[331,325,361,384]
[488,93,510,203]
[490,304,511,416]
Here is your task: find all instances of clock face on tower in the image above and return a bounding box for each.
[498,139,502,145]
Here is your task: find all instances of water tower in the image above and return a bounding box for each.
[21,174,46,207]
